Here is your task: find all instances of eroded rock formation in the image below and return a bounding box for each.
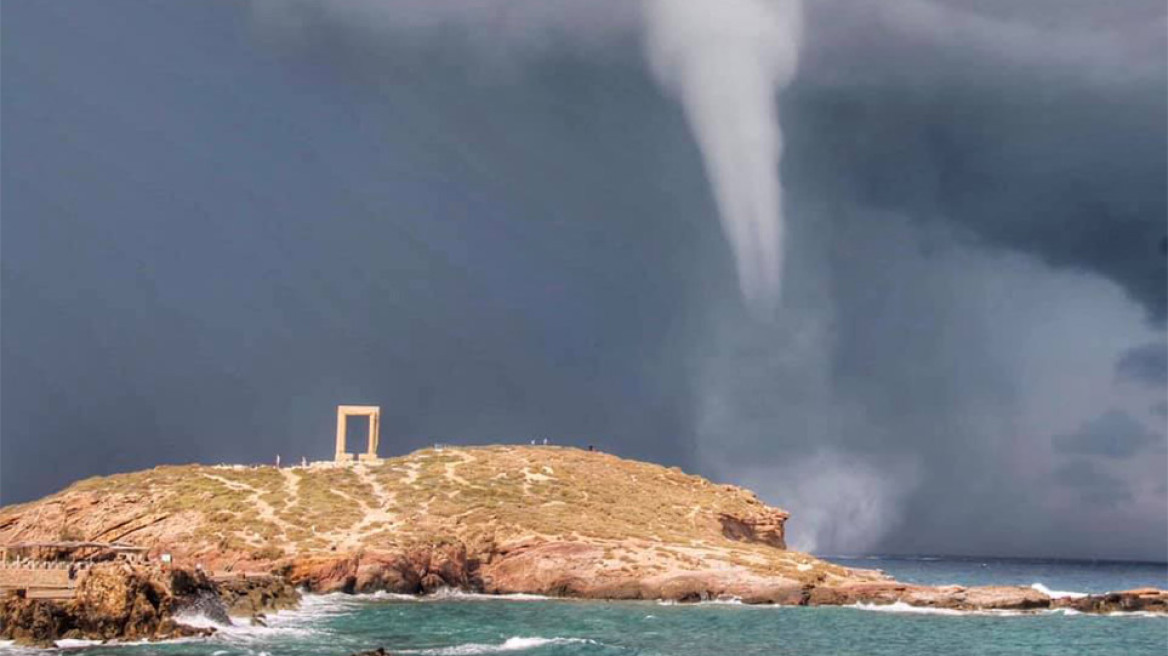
[0,565,219,647]
[719,508,789,549]
[215,574,301,617]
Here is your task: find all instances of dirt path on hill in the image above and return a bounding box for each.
[354,465,394,510]
[199,473,299,545]
[402,462,421,486]
[278,468,301,514]
[325,465,401,550]
[443,449,476,487]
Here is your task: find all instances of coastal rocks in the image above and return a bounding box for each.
[638,572,806,604]
[1053,588,1168,614]
[808,584,1168,614]
[69,565,219,640]
[808,582,1049,611]
[354,553,417,593]
[289,555,362,593]
[479,540,810,604]
[0,595,74,646]
[0,565,219,647]
[288,553,414,594]
[735,581,808,605]
[958,586,1051,610]
[481,542,602,596]
[290,544,480,595]
[215,574,301,617]
[408,543,479,593]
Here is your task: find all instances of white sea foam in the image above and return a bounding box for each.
[1030,583,1087,599]
[173,610,233,630]
[328,589,555,603]
[409,636,600,654]
[263,591,368,624]
[53,639,102,648]
[174,608,320,642]
[852,601,971,616]
[1105,611,1168,619]
[420,588,554,602]
[850,602,1029,617]
[200,590,562,645]
[0,640,39,655]
[852,601,1168,619]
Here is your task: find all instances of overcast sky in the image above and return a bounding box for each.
[2,0,1165,561]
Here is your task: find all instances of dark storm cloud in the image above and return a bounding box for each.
[1052,459,1132,507]
[705,0,1167,557]
[789,0,1168,324]
[1051,410,1162,458]
[3,0,1165,561]
[1116,342,1168,388]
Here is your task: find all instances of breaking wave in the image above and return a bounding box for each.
[296,589,556,604]
[408,636,601,654]
[174,606,322,642]
[852,601,1167,619]
[1029,583,1087,599]
[851,602,995,616]
[417,588,555,602]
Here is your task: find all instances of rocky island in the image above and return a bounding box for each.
[1,446,1164,645]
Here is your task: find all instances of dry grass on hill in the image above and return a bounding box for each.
[1,446,847,582]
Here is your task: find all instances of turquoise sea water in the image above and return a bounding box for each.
[4,557,1166,655]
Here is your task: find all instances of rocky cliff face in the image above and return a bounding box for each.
[0,565,303,646]
[0,565,219,647]
[719,508,789,549]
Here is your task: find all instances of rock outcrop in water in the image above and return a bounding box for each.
[1053,588,1168,614]
[215,574,301,618]
[0,565,220,647]
[0,566,301,646]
